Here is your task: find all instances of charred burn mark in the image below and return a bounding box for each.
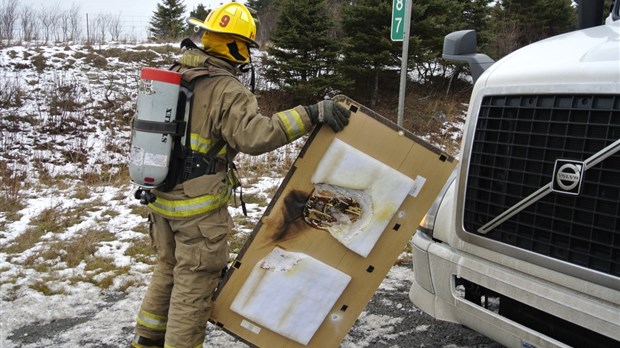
[271,190,309,242]
[303,187,363,231]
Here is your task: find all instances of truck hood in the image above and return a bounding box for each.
[481,21,620,89]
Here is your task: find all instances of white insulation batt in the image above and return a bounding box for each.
[230,247,351,345]
[311,138,416,257]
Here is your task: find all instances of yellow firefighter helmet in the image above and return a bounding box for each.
[187,2,258,48]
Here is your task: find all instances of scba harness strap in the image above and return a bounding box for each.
[134,54,247,216]
[134,65,233,206]
[159,66,233,193]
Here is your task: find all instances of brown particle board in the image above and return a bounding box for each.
[210,95,457,348]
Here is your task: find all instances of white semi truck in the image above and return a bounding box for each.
[409,1,620,347]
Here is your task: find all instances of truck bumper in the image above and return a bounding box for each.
[409,231,619,348]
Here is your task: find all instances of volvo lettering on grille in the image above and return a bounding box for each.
[552,160,584,195]
[478,138,620,234]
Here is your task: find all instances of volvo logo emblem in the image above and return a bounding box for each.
[552,159,584,195]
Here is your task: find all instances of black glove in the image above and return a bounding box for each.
[306,100,351,132]
[180,38,199,50]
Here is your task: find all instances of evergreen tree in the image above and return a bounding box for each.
[189,4,209,21]
[149,0,187,41]
[246,0,277,45]
[460,0,494,50]
[400,0,493,83]
[185,3,210,37]
[408,0,465,82]
[443,0,493,82]
[488,0,576,58]
[264,0,344,104]
[246,0,272,10]
[339,0,400,108]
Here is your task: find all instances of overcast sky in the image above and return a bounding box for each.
[16,0,247,39]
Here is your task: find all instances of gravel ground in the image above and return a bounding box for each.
[343,269,504,348]
[6,265,503,348]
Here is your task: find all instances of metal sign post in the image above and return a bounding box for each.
[391,0,412,127]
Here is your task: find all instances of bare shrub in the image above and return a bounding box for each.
[38,4,61,44]
[107,163,130,186]
[92,14,108,45]
[19,6,37,42]
[107,48,158,63]
[27,203,73,234]
[48,72,82,115]
[401,83,468,156]
[59,8,72,42]
[235,141,303,179]
[82,52,108,68]
[82,162,129,187]
[0,72,23,107]
[32,155,54,186]
[68,4,82,42]
[72,184,90,200]
[0,161,26,220]
[0,0,19,45]
[108,13,123,41]
[134,44,177,64]
[60,137,88,165]
[493,20,522,59]
[81,168,105,186]
[31,53,47,73]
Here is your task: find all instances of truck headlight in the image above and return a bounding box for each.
[417,168,457,237]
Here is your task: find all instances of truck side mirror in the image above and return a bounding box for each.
[442,30,495,83]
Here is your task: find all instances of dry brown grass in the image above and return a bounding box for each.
[2,204,73,253]
[80,163,129,187]
[54,228,115,267]
[130,205,149,219]
[232,214,257,233]
[255,82,468,159]
[124,235,156,265]
[30,280,67,296]
[228,232,251,255]
[1,227,45,254]
[0,161,27,222]
[0,43,470,299]
[394,83,469,157]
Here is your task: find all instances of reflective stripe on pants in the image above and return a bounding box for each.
[135,207,232,348]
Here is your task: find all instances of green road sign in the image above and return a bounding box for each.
[391,0,406,41]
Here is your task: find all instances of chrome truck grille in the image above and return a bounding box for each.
[463,95,620,277]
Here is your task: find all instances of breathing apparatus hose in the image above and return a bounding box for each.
[135,189,156,205]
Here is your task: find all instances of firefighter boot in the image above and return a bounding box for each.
[130,334,164,348]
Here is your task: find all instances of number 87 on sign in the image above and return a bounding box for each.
[391,0,409,42]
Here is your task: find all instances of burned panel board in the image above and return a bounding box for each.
[210,95,457,347]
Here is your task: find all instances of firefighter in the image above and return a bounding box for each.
[130,2,351,348]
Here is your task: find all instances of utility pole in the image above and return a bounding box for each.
[391,0,412,128]
[86,13,90,43]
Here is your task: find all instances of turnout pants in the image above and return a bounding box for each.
[134,207,232,348]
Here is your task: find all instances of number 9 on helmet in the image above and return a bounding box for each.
[187,2,259,48]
